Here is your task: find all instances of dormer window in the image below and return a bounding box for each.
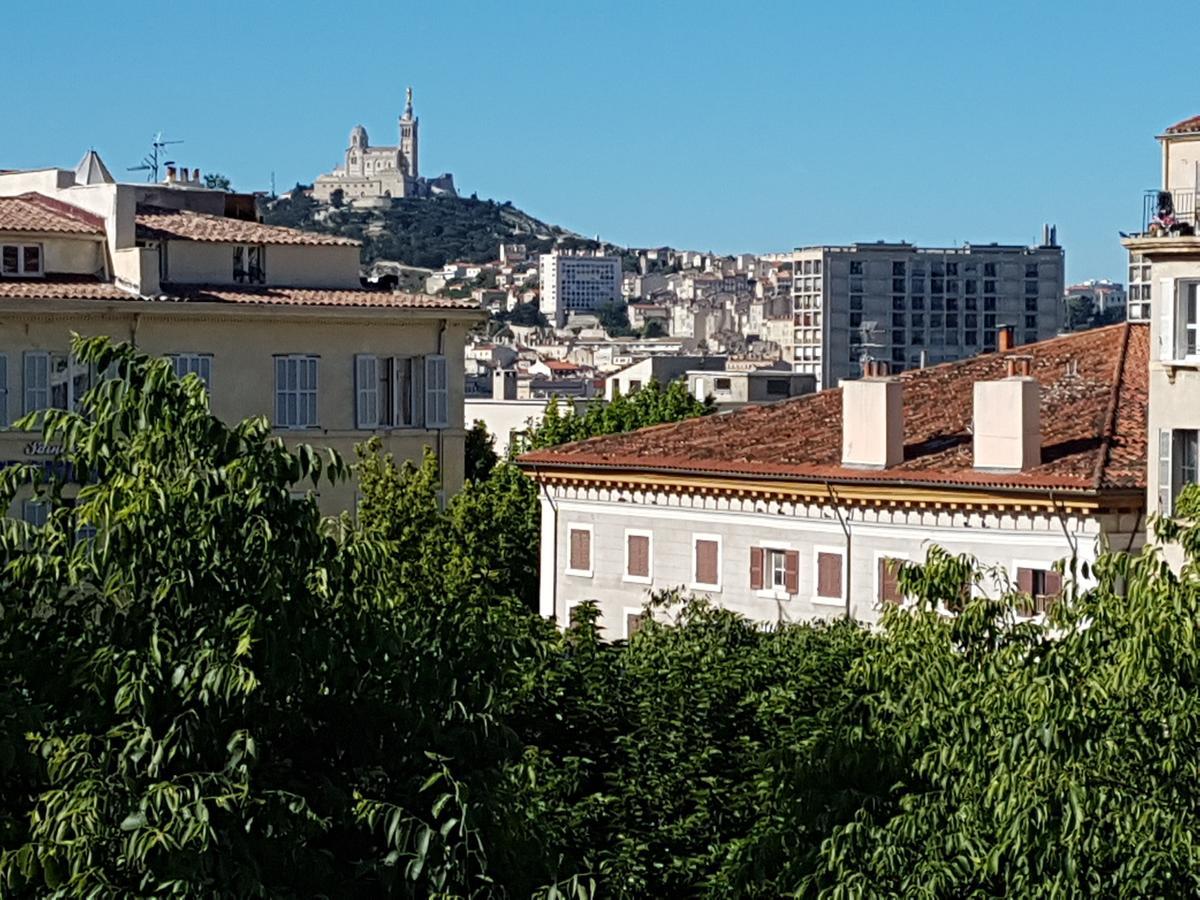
[233,244,265,284]
[1,243,43,277]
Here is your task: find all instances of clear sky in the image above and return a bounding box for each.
[3,0,1189,282]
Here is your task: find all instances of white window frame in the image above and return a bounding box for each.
[622,528,653,585]
[811,544,846,607]
[1011,557,1066,618]
[424,354,449,429]
[565,523,594,578]
[690,532,723,593]
[1160,427,1200,516]
[355,354,379,429]
[1,243,44,277]
[274,354,319,430]
[1175,280,1200,362]
[232,243,266,284]
[24,351,91,415]
[354,355,418,430]
[170,353,212,390]
[872,550,911,609]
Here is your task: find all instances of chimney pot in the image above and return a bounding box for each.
[193,168,200,183]
[165,165,176,183]
[998,325,1015,352]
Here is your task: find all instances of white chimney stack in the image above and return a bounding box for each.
[973,356,1040,471]
[841,360,903,469]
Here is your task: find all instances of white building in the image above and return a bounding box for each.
[520,325,1146,637]
[538,252,623,327]
[1065,279,1126,318]
[792,238,1065,389]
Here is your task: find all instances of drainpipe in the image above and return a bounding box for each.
[535,466,558,622]
[436,318,446,496]
[825,481,853,619]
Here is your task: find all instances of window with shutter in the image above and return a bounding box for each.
[274,355,319,428]
[784,550,800,595]
[625,532,651,581]
[693,537,720,588]
[878,557,903,605]
[424,355,448,429]
[1180,282,1200,360]
[816,552,843,599]
[0,353,7,427]
[23,351,49,415]
[1016,566,1063,615]
[1161,277,1177,361]
[355,355,379,428]
[625,612,645,639]
[566,526,592,576]
[749,547,765,590]
[169,353,212,390]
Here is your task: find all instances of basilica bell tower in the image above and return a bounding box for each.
[399,86,419,179]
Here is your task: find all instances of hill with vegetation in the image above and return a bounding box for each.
[261,188,614,270]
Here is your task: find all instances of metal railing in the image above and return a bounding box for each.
[1142,188,1200,235]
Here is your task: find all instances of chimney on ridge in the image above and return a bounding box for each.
[841,359,903,469]
[998,324,1015,352]
[973,355,1040,471]
[493,368,517,400]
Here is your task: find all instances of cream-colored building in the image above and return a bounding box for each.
[1122,115,1200,552]
[312,88,457,203]
[0,152,482,519]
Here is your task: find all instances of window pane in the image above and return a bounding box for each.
[22,245,41,273]
[1,246,17,274]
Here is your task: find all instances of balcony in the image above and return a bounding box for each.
[1140,189,1200,236]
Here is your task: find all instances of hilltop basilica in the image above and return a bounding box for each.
[313,88,456,203]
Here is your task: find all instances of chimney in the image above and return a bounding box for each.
[493,368,517,400]
[973,355,1040,471]
[165,165,176,184]
[192,168,200,184]
[841,361,903,469]
[998,324,1015,351]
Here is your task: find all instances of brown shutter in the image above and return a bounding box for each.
[750,547,765,590]
[1016,567,1034,595]
[879,558,901,605]
[695,539,719,586]
[627,534,649,578]
[1043,570,1062,597]
[817,552,842,598]
[785,550,800,595]
[569,528,591,572]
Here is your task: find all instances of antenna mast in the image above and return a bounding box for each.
[127,131,184,182]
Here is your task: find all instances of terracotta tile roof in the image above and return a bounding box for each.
[135,206,359,246]
[1165,115,1200,135]
[520,323,1149,496]
[0,193,105,235]
[158,283,482,310]
[0,275,131,300]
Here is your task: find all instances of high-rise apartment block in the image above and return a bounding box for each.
[791,239,1065,389]
[538,252,622,327]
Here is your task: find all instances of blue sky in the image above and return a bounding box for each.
[2,0,1188,282]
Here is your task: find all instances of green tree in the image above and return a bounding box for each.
[203,172,232,191]
[465,419,499,482]
[641,319,667,338]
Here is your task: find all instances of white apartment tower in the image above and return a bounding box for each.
[539,251,622,327]
[792,239,1064,389]
[1121,114,1200,551]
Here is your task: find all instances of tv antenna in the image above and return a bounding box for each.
[127,131,183,182]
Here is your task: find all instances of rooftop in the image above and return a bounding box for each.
[520,323,1148,496]
[135,205,359,246]
[0,193,105,235]
[1164,115,1200,136]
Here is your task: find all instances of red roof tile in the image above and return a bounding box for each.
[0,275,131,300]
[159,283,483,310]
[0,194,105,235]
[1165,115,1200,135]
[520,323,1149,496]
[135,206,359,246]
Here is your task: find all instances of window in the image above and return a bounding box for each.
[1015,566,1063,615]
[911,296,924,310]
[1025,315,1038,329]
[892,278,905,293]
[750,546,799,595]
[892,261,906,276]
[21,499,48,527]
[0,353,6,426]
[1159,428,1199,515]
[984,263,997,277]
[1,243,43,277]
[965,279,977,294]
[692,535,721,590]
[815,551,843,602]
[233,244,265,284]
[892,296,905,311]
[850,294,863,311]
[850,260,863,275]
[766,378,790,397]
[624,530,652,583]
[1025,263,1038,278]
[878,557,904,606]
[628,379,642,393]
[355,355,417,429]
[23,351,92,415]
[274,355,318,429]
[1025,280,1038,296]
[1172,281,1200,360]
[170,353,212,389]
[424,355,449,428]
[984,280,996,294]
[566,524,592,576]
[849,312,862,327]
[624,610,646,639]
[1026,297,1039,312]
[714,377,732,392]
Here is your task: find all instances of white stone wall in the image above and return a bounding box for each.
[538,482,1113,638]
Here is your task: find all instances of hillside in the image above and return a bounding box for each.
[261,191,606,270]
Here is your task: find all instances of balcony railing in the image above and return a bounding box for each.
[1141,188,1200,235]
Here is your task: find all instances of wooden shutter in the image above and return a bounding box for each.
[354,354,378,429]
[749,547,764,590]
[627,534,649,578]
[695,539,718,586]
[817,552,842,598]
[1159,429,1174,514]
[1161,277,1177,360]
[569,528,590,572]
[24,351,49,415]
[424,355,448,428]
[785,550,800,595]
[1043,570,1062,597]
[1016,567,1034,595]
[879,557,901,605]
[0,353,7,427]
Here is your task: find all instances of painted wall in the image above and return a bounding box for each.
[0,304,472,514]
[1,233,106,276]
[164,242,360,288]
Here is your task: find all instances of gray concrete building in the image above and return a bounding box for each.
[791,238,1065,389]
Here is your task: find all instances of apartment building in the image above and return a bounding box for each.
[1121,115,1200,557]
[792,238,1064,389]
[538,251,622,327]
[519,324,1146,636]
[0,153,482,517]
